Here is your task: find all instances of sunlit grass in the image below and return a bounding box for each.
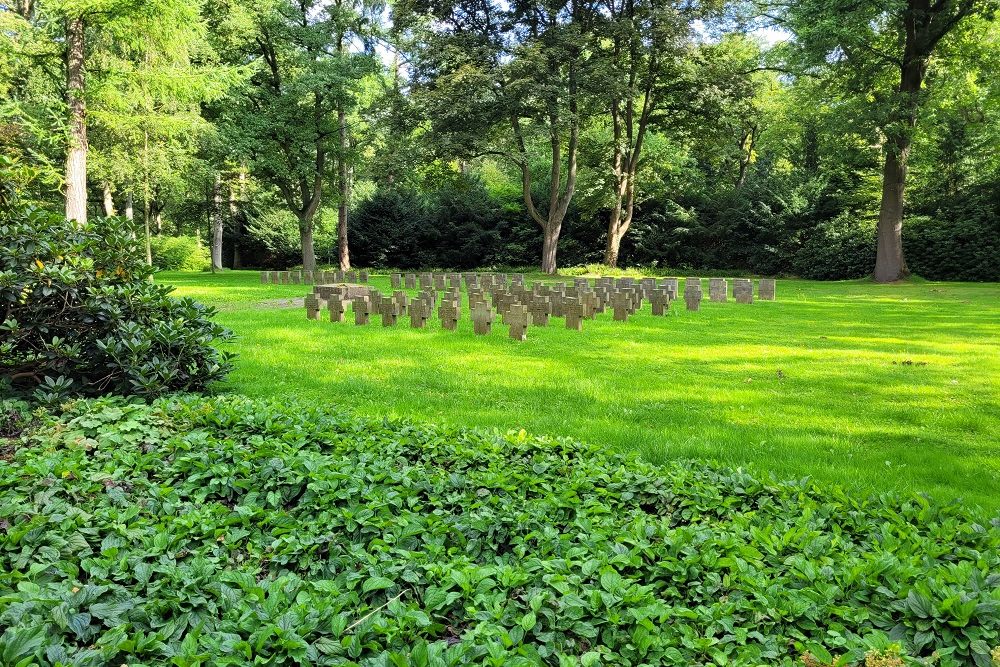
[161,270,1000,513]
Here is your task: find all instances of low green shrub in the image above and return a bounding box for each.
[793,215,877,280]
[2,395,997,666]
[904,215,1000,282]
[149,235,211,272]
[0,206,234,401]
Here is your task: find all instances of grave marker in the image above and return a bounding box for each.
[409,300,429,328]
[565,297,584,330]
[529,297,550,327]
[304,293,320,320]
[651,289,670,316]
[439,299,460,330]
[734,278,753,304]
[380,299,400,326]
[709,278,728,302]
[507,304,530,340]
[353,295,371,325]
[759,279,776,301]
[472,302,494,335]
[328,295,345,322]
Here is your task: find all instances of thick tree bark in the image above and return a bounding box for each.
[64,15,87,225]
[874,44,923,282]
[299,217,316,272]
[211,173,224,271]
[102,182,116,217]
[124,191,134,221]
[337,107,351,271]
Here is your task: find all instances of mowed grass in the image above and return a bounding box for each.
[161,270,1000,513]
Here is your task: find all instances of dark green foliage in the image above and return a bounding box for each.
[904,200,1000,282]
[0,206,234,401]
[792,216,878,280]
[148,235,210,272]
[2,395,998,666]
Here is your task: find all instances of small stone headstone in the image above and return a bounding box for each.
[409,300,429,328]
[380,299,399,326]
[391,273,402,289]
[529,297,550,327]
[359,270,369,283]
[419,273,433,289]
[393,290,409,314]
[472,302,494,335]
[507,303,530,340]
[759,279,776,301]
[260,272,268,284]
[734,278,753,304]
[353,295,371,325]
[612,291,632,321]
[565,297,584,330]
[651,289,670,316]
[439,299,460,330]
[328,295,345,322]
[709,278,728,302]
[405,273,416,289]
[684,278,703,311]
[304,293,320,320]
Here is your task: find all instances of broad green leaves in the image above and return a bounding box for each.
[1,395,998,665]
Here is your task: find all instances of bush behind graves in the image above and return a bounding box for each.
[149,235,211,272]
[0,206,234,401]
[2,394,998,666]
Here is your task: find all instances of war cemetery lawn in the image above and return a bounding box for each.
[161,271,1000,513]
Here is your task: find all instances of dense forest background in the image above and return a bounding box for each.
[1,0,998,280]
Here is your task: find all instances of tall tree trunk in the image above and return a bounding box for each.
[102,182,116,217]
[541,221,562,274]
[124,191,134,221]
[64,15,87,225]
[337,107,351,271]
[874,2,929,283]
[143,197,152,266]
[299,216,316,272]
[211,173,223,271]
[230,169,245,269]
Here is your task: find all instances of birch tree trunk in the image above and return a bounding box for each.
[65,15,88,225]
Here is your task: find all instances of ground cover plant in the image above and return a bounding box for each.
[160,271,1000,512]
[1,394,998,666]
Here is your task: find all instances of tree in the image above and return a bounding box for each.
[399,0,592,273]
[209,0,377,271]
[589,0,720,267]
[777,0,993,282]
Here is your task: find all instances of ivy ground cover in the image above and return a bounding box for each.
[2,395,998,666]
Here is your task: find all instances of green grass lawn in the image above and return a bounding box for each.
[160,270,1000,513]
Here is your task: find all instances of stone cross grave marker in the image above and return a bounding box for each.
[409,299,429,328]
[565,297,584,330]
[439,299,460,330]
[472,302,494,335]
[392,290,409,314]
[328,294,345,322]
[304,293,320,320]
[529,297,550,326]
[353,295,371,324]
[612,291,632,321]
[651,289,670,316]
[507,303,530,340]
[380,299,399,327]
[684,278,703,311]
[709,278,728,302]
[759,279,776,301]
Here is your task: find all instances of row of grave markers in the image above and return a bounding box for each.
[260,269,370,285]
[302,276,776,340]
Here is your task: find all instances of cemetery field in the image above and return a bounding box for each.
[161,271,1000,513]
